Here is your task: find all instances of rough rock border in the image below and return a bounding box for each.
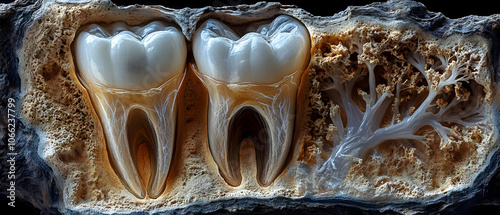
[1,0,499,214]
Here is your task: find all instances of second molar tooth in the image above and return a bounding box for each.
[192,15,311,186]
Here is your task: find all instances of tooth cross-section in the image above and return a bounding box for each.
[193,15,311,186]
[74,21,187,198]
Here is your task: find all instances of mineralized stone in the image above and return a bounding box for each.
[1,0,499,214]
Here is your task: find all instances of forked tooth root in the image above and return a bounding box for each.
[201,78,302,186]
[73,21,187,198]
[192,15,311,186]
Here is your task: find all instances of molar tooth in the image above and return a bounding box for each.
[74,21,187,198]
[192,15,310,186]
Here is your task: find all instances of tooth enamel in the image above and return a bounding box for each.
[75,21,186,90]
[74,21,186,198]
[193,15,310,84]
[193,15,310,186]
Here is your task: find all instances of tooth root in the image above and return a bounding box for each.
[126,108,155,198]
[255,87,297,186]
[96,90,175,199]
[205,92,241,186]
[201,73,299,187]
[96,93,146,199]
[217,129,242,187]
[220,107,271,186]
[229,107,271,186]
[89,78,181,198]
[147,88,179,198]
[127,108,170,199]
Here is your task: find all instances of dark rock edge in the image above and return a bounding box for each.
[0,0,499,214]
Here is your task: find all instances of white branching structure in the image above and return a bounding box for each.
[315,31,491,192]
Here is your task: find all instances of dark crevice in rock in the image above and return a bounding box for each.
[0,0,61,214]
[1,0,500,214]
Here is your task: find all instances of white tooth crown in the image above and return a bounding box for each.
[193,15,310,84]
[75,21,187,90]
[192,15,311,186]
[74,21,186,199]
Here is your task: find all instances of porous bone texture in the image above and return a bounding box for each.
[1,0,500,214]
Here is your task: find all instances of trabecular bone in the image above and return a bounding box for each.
[192,15,311,186]
[74,21,187,198]
[17,1,497,212]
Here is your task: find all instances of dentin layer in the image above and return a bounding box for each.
[74,21,187,198]
[193,15,310,186]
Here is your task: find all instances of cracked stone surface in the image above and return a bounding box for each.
[1,0,500,214]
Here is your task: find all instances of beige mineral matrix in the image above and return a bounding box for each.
[1,0,500,214]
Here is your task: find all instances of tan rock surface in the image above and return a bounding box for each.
[14,0,499,213]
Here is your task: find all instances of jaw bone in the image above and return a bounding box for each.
[73,21,187,198]
[192,15,311,186]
